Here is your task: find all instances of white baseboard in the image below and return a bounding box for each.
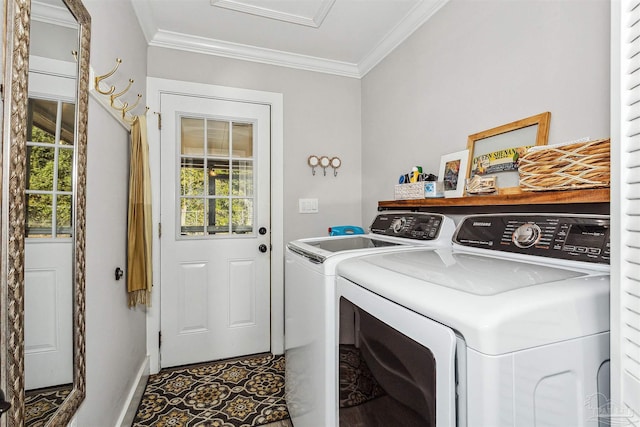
[116,355,150,427]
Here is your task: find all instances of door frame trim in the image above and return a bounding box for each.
[145,77,284,373]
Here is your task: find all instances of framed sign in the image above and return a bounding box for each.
[466,112,551,194]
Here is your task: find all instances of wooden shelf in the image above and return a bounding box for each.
[378,188,610,214]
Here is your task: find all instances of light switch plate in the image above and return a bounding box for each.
[298,198,318,213]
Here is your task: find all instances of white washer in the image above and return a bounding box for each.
[285,212,456,427]
[336,213,610,427]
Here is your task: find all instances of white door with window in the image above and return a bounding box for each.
[160,93,271,368]
[24,65,76,389]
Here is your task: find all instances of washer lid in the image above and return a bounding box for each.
[287,235,405,263]
[366,250,585,296]
[336,249,610,355]
[297,235,401,252]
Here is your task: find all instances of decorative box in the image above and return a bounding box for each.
[394,181,443,200]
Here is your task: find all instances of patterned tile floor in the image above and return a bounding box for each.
[132,353,290,427]
[131,346,386,427]
[25,384,72,427]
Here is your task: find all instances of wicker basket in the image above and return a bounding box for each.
[518,138,610,191]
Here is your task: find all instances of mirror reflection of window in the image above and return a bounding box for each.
[26,97,75,238]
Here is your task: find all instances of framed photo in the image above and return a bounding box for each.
[439,149,469,198]
[466,112,551,195]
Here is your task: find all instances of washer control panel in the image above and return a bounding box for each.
[453,214,610,264]
[370,213,446,240]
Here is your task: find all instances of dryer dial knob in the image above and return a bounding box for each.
[512,223,541,248]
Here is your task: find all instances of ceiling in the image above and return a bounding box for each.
[131,0,448,78]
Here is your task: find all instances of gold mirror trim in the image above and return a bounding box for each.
[3,0,31,425]
[2,0,91,425]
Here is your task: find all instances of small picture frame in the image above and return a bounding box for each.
[439,149,469,198]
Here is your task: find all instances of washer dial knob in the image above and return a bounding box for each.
[391,217,406,233]
[512,223,541,248]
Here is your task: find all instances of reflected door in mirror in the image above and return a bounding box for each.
[24,97,75,390]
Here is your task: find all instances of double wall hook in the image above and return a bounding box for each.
[110,79,134,108]
[95,58,122,95]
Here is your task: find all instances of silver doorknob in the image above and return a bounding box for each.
[259,244,268,253]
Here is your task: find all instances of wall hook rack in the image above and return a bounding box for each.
[308,155,342,177]
[91,58,148,129]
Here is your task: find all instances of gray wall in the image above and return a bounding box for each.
[361,0,611,222]
[147,48,363,243]
[67,0,611,423]
[78,0,148,424]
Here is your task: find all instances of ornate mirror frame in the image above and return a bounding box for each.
[2,0,90,425]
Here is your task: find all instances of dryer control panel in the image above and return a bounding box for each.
[370,213,447,241]
[453,214,610,264]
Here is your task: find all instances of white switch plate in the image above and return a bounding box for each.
[299,198,318,214]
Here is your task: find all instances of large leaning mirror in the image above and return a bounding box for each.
[1,0,90,425]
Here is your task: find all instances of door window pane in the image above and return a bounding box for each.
[209,199,229,235]
[28,99,57,144]
[232,199,253,234]
[231,160,253,196]
[27,194,53,237]
[180,158,205,196]
[181,117,204,155]
[27,146,55,191]
[207,120,230,156]
[207,159,230,196]
[57,148,73,192]
[232,122,253,157]
[56,194,72,237]
[60,102,75,145]
[180,198,205,236]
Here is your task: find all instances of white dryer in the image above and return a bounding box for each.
[285,212,455,427]
[336,213,610,427]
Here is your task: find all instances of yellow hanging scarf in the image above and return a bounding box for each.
[127,115,153,307]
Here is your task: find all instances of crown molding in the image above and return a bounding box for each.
[32,0,78,28]
[148,30,362,78]
[131,0,159,45]
[358,0,449,77]
[135,0,449,79]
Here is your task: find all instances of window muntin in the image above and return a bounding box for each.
[26,98,75,238]
[179,117,255,237]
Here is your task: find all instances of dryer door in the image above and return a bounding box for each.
[337,276,458,427]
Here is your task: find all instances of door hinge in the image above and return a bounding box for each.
[154,111,161,130]
[158,222,162,238]
[158,331,162,349]
[0,84,4,101]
